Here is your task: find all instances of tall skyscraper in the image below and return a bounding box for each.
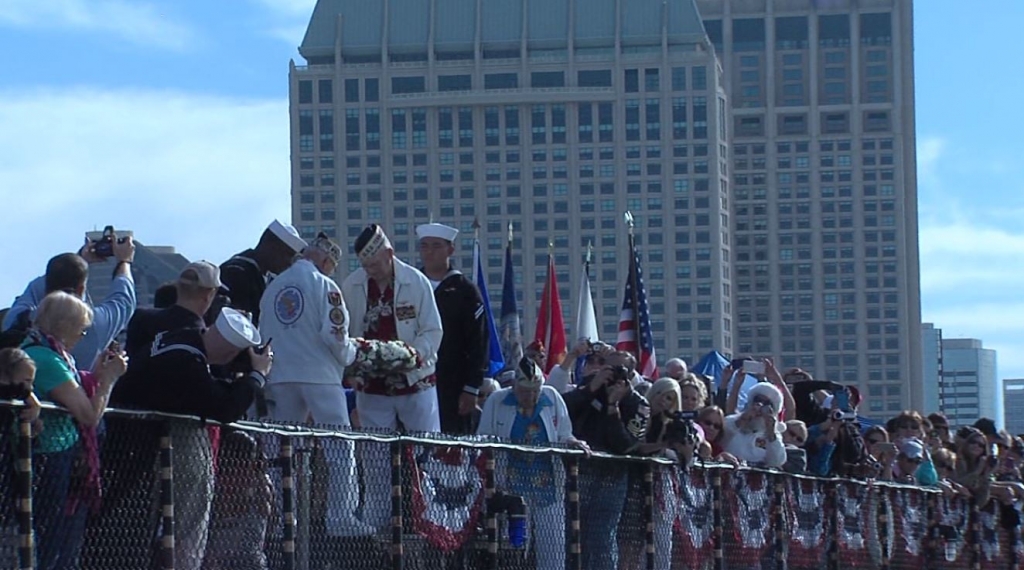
[694,0,921,414]
[940,338,1000,429]
[289,0,921,411]
[290,0,733,361]
[1004,379,1024,436]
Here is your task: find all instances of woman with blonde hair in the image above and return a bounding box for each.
[22,291,127,570]
[678,373,708,411]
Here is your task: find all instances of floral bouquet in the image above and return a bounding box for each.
[348,338,423,377]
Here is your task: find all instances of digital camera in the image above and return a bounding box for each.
[93,225,129,259]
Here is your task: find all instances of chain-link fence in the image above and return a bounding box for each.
[0,401,1021,570]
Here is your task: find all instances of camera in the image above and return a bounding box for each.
[831,409,857,422]
[664,410,700,446]
[0,383,32,401]
[92,225,129,259]
[609,364,630,383]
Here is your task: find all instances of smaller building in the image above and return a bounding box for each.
[85,230,190,309]
[1004,379,1024,436]
[940,338,1000,430]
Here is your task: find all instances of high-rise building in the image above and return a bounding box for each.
[694,0,921,413]
[940,338,999,429]
[289,0,921,406]
[290,0,733,361]
[1004,379,1024,436]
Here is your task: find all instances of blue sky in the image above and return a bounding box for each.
[0,0,1021,382]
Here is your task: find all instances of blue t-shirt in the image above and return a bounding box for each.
[506,392,557,506]
[22,344,80,453]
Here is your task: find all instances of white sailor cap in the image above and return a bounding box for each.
[267,220,307,253]
[415,223,458,242]
[215,308,262,349]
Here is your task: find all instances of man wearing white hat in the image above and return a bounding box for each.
[220,219,307,325]
[258,232,374,537]
[113,307,272,570]
[342,224,442,530]
[416,222,489,435]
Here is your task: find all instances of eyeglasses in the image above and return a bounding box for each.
[752,396,773,407]
[900,456,923,465]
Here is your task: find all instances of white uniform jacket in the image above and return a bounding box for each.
[476,386,574,489]
[259,259,356,385]
[341,257,442,387]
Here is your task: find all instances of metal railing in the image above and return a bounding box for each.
[0,401,1020,570]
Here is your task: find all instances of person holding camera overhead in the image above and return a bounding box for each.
[721,382,787,468]
[3,229,137,370]
[562,350,649,570]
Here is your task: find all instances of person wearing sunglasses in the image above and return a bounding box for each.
[721,383,786,468]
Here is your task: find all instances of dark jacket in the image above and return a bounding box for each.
[563,382,649,456]
[124,305,204,361]
[432,270,489,396]
[220,250,266,325]
[111,328,264,424]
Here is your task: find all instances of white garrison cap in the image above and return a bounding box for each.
[415,223,459,242]
[267,220,307,253]
[215,308,262,349]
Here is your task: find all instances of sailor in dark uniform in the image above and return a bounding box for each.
[111,308,272,570]
[220,219,307,325]
[416,222,489,435]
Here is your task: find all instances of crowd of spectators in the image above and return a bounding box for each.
[1,223,1022,570]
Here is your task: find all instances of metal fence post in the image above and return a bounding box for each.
[16,415,33,570]
[969,500,981,570]
[827,484,839,570]
[712,468,723,570]
[294,444,311,570]
[566,456,581,570]
[483,449,497,568]
[280,435,296,570]
[391,441,403,570]
[773,473,787,570]
[159,422,175,570]
[643,463,654,570]
[878,488,890,570]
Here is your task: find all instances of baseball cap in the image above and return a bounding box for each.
[178,261,222,289]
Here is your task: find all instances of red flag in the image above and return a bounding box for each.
[534,253,567,374]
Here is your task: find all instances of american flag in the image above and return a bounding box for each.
[616,236,658,378]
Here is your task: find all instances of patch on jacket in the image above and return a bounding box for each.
[328,291,342,307]
[329,307,345,326]
[274,286,304,325]
[395,304,417,321]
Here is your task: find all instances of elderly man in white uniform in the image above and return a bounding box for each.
[258,232,373,536]
[342,224,443,529]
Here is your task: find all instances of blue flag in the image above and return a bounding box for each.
[474,238,505,376]
[499,238,523,368]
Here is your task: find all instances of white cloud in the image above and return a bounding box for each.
[0,0,197,51]
[916,135,946,187]
[0,87,291,307]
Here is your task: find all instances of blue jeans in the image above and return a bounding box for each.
[578,465,629,570]
[35,444,85,570]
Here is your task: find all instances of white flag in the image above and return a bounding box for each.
[575,263,599,342]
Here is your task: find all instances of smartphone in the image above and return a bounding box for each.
[743,360,765,375]
[989,444,1000,469]
[254,338,273,355]
[833,388,850,411]
[730,358,745,370]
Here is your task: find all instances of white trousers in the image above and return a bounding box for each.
[356,388,440,529]
[265,383,363,534]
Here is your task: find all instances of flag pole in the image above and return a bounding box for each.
[624,211,642,365]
